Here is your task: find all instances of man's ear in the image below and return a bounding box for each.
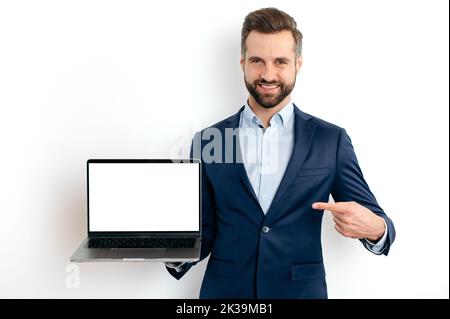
[240,55,245,71]
[296,55,303,75]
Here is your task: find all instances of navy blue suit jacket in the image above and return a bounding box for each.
[166,105,396,298]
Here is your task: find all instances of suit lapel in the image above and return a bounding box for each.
[265,105,316,220]
[225,106,261,205]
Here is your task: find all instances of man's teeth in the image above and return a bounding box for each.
[260,84,278,88]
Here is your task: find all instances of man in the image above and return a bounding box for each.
[165,7,395,298]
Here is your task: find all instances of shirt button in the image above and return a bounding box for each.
[262,195,268,201]
[262,226,270,234]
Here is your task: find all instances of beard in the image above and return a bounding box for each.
[244,76,296,109]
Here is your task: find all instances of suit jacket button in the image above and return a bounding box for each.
[262,226,270,233]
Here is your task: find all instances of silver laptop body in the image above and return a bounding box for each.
[71,159,201,262]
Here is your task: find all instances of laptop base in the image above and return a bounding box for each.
[71,238,201,262]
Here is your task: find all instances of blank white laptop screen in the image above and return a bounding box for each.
[88,162,199,232]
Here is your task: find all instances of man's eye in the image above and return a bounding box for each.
[277,60,287,65]
[251,60,262,64]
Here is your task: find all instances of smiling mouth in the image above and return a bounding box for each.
[258,83,280,92]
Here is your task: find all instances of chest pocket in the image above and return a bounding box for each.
[297,167,330,177]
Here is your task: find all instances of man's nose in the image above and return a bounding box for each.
[261,64,277,82]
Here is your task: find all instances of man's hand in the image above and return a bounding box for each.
[312,201,386,242]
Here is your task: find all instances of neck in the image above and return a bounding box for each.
[248,95,291,128]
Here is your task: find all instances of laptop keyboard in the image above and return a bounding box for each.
[88,237,196,249]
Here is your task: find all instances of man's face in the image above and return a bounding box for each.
[241,30,302,109]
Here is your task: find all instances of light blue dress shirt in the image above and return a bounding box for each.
[238,101,388,254]
[239,101,295,214]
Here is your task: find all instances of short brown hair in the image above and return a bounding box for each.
[241,7,303,56]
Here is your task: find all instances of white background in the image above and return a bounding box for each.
[0,0,448,298]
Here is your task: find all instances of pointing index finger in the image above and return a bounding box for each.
[312,202,344,213]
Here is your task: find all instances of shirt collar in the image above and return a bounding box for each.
[243,100,294,128]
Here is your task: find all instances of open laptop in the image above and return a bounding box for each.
[71,159,201,262]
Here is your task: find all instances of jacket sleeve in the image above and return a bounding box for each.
[330,128,396,256]
[166,131,217,280]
